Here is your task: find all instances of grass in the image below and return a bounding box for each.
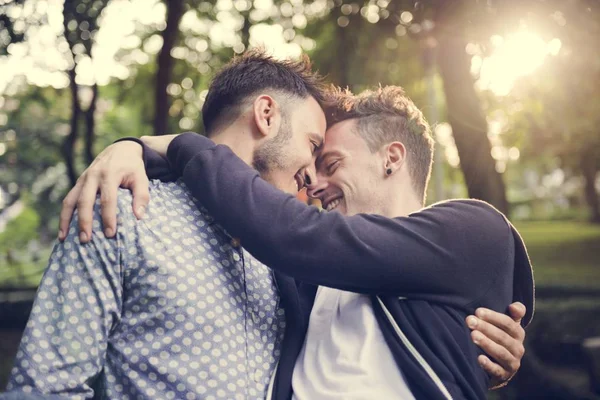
[514,220,600,289]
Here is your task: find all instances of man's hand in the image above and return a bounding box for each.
[466,302,526,389]
[58,134,179,243]
[58,140,149,243]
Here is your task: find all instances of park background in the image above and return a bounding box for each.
[0,0,599,398]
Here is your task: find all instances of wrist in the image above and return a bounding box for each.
[124,140,144,156]
[141,134,178,157]
[113,137,144,156]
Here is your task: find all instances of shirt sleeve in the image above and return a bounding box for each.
[5,198,124,398]
[165,133,514,307]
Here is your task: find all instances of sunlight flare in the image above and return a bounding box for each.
[476,30,561,96]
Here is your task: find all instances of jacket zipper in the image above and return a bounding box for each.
[376,296,453,400]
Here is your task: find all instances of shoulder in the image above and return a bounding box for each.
[114,179,204,221]
[142,179,214,220]
[120,179,223,239]
[412,199,512,257]
[426,198,505,217]
[414,199,509,230]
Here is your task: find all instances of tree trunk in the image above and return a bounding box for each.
[241,11,251,50]
[334,24,351,88]
[84,84,98,165]
[435,19,509,215]
[331,10,362,89]
[63,66,79,187]
[581,148,600,223]
[153,0,185,136]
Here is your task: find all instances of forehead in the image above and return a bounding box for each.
[321,119,364,154]
[290,96,327,137]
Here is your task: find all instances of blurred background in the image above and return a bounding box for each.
[0,0,599,398]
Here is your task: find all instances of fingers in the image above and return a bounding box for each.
[467,316,515,352]
[468,308,526,360]
[478,355,511,388]
[468,315,525,367]
[58,182,83,241]
[58,141,148,242]
[471,327,519,368]
[475,308,525,342]
[130,172,150,220]
[508,302,526,324]
[99,173,119,238]
[76,172,100,244]
[466,307,526,388]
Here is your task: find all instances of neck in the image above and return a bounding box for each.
[208,121,256,166]
[381,179,424,218]
[386,195,423,218]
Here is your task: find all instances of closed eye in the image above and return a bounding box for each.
[327,160,339,175]
[311,141,319,155]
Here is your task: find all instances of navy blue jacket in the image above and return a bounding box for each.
[135,133,535,400]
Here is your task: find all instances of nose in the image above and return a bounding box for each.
[304,166,316,189]
[306,172,328,199]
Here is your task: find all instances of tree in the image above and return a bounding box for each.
[488,0,600,222]
[153,0,186,136]
[62,0,110,185]
[433,1,509,214]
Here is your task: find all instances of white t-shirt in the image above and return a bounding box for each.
[291,286,416,399]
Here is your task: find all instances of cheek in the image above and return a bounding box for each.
[270,171,297,194]
[344,165,375,196]
[283,137,311,166]
[291,148,313,171]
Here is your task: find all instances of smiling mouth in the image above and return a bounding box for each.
[324,197,342,211]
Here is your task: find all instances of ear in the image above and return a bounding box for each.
[253,94,281,138]
[383,141,406,176]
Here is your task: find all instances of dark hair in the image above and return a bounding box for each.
[326,86,434,204]
[202,48,328,134]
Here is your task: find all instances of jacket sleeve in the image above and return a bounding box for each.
[166,133,514,307]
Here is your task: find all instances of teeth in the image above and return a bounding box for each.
[326,198,341,211]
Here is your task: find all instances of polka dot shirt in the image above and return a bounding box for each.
[6,180,286,399]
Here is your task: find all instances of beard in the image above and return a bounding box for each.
[252,116,293,177]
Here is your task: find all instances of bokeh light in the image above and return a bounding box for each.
[476,30,562,96]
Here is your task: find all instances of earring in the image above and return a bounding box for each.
[386,168,392,176]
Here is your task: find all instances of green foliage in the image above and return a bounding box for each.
[0,0,28,55]
[0,200,49,289]
[0,260,47,288]
[516,221,600,288]
[0,204,40,250]
[0,0,598,258]
[0,85,72,237]
[62,0,110,56]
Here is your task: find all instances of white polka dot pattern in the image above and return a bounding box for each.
[6,180,286,399]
